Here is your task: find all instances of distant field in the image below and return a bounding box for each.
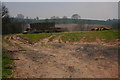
[27,18,114,25]
[21,30,119,43]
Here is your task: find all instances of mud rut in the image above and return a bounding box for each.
[3,34,118,78]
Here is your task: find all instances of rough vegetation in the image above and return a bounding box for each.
[2,4,119,78]
[21,30,119,43]
[2,30,119,78]
[2,48,13,78]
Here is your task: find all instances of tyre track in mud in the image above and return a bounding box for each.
[3,34,119,78]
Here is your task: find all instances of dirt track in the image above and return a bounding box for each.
[3,34,118,78]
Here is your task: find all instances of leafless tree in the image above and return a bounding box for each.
[16,14,24,19]
[36,16,39,20]
[2,4,9,18]
[71,14,81,19]
[51,16,56,19]
[62,16,67,19]
[51,16,60,19]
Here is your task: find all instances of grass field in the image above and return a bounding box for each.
[22,30,119,43]
[22,32,64,42]
[22,33,53,42]
[62,30,119,42]
[2,49,13,78]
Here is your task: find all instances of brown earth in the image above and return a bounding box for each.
[3,34,119,78]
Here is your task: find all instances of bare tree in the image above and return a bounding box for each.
[51,16,60,19]
[36,16,39,20]
[26,16,29,19]
[62,16,67,19]
[2,4,9,18]
[16,14,24,19]
[71,14,81,19]
[51,16,56,19]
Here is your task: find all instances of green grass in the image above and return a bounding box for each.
[22,33,53,42]
[22,32,64,43]
[49,32,64,41]
[61,30,119,42]
[2,48,13,78]
[0,47,2,79]
[62,32,83,42]
[22,30,119,43]
[85,30,119,42]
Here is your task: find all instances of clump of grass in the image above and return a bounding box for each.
[2,48,13,78]
[22,33,53,42]
[61,30,119,42]
[82,30,119,42]
[62,32,83,42]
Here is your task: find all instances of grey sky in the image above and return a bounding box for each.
[4,2,118,20]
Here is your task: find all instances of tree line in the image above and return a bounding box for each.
[2,5,26,34]
[2,4,119,34]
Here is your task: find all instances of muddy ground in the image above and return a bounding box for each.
[3,34,119,78]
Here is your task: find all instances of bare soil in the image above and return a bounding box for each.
[3,34,119,78]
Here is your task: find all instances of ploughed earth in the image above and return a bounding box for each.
[3,34,119,78]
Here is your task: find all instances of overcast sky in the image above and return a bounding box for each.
[4,2,118,20]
